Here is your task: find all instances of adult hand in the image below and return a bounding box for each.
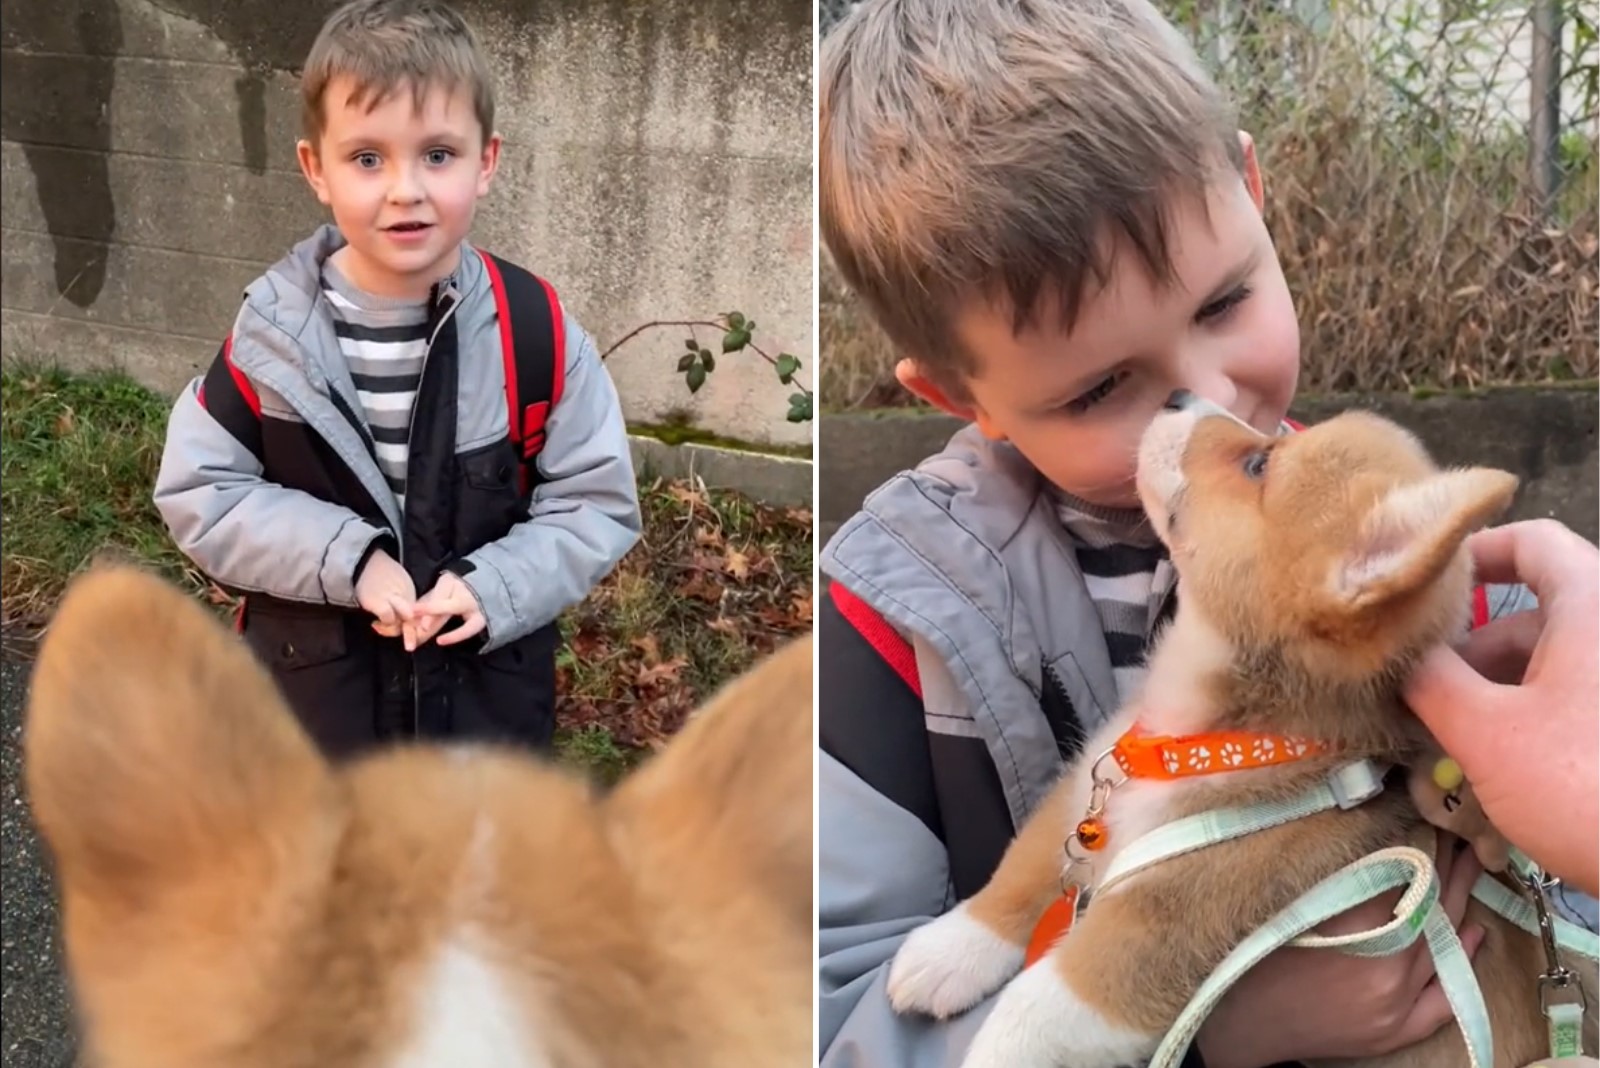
[1404,520,1600,896]
[1195,834,1485,1068]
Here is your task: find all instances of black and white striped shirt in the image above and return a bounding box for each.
[1052,492,1177,705]
[322,264,428,509]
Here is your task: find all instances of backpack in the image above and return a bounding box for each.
[210,249,564,497]
[476,250,565,496]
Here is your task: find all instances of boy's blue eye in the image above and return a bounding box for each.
[1197,283,1252,323]
[1065,371,1127,414]
[425,148,455,166]
[353,152,381,169]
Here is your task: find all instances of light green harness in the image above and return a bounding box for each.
[1086,760,1599,1067]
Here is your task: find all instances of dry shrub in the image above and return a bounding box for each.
[1237,0,1598,392]
[818,0,1598,409]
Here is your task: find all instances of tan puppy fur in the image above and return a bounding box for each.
[26,566,813,1068]
[887,402,1597,1067]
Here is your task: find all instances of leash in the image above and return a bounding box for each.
[1067,760,1599,1066]
[1149,845,1489,1067]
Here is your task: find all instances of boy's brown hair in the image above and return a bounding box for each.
[819,0,1244,392]
[300,0,496,149]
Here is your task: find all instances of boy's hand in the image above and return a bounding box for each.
[407,572,487,650]
[355,549,416,638]
[1195,834,1485,1068]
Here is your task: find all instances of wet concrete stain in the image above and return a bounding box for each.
[0,0,124,307]
[1,0,809,305]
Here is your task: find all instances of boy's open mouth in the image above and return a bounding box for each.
[384,222,432,232]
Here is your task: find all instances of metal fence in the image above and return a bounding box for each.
[817,0,1598,394]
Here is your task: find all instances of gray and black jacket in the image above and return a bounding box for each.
[154,225,641,757]
[816,422,1576,1067]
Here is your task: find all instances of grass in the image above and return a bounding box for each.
[1,368,205,618]
[554,474,813,770]
[0,365,813,781]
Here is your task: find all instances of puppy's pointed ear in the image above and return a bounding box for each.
[25,566,336,912]
[608,634,813,927]
[1331,468,1518,612]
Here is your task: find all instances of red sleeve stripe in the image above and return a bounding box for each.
[830,583,922,699]
[222,335,261,417]
[540,276,566,408]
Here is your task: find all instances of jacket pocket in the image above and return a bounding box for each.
[244,605,348,670]
[452,622,559,747]
[241,603,380,759]
[453,438,525,557]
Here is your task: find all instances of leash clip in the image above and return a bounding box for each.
[1515,863,1591,1018]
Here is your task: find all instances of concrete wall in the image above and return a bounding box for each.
[819,389,1600,547]
[0,0,813,448]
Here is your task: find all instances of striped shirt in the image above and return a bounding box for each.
[322,263,429,509]
[1052,491,1176,705]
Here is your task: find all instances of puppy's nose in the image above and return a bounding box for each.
[1163,390,1197,412]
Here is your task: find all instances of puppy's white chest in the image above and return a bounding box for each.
[389,940,553,1068]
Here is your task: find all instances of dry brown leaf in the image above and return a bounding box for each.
[636,657,688,688]
[668,483,705,508]
[723,548,751,580]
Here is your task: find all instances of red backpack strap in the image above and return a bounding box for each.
[1470,584,1489,629]
[478,249,564,495]
[829,583,923,699]
[197,332,263,459]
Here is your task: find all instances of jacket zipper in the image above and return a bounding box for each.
[404,281,463,735]
[329,389,380,462]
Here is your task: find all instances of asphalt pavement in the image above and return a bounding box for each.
[1,649,77,1068]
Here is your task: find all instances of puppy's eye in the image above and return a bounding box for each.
[1243,451,1269,479]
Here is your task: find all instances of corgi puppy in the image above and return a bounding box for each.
[886,393,1597,1067]
[25,565,813,1068]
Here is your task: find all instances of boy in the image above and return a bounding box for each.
[154,0,640,760]
[817,1,1593,1065]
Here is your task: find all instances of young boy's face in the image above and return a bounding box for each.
[904,139,1300,510]
[297,76,499,301]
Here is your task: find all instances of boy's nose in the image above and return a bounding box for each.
[1163,390,1198,412]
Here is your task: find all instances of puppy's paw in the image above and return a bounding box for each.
[887,904,1025,1018]
[960,962,1153,1068]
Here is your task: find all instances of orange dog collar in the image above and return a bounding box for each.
[1109,726,1328,780]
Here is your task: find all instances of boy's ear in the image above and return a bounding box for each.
[895,359,1004,437]
[476,132,503,197]
[296,139,332,206]
[1331,467,1519,612]
[1237,131,1264,214]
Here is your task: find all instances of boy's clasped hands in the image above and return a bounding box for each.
[354,549,486,651]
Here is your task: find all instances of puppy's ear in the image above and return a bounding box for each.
[1331,467,1518,612]
[607,635,813,928]
[25,566,336,914]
